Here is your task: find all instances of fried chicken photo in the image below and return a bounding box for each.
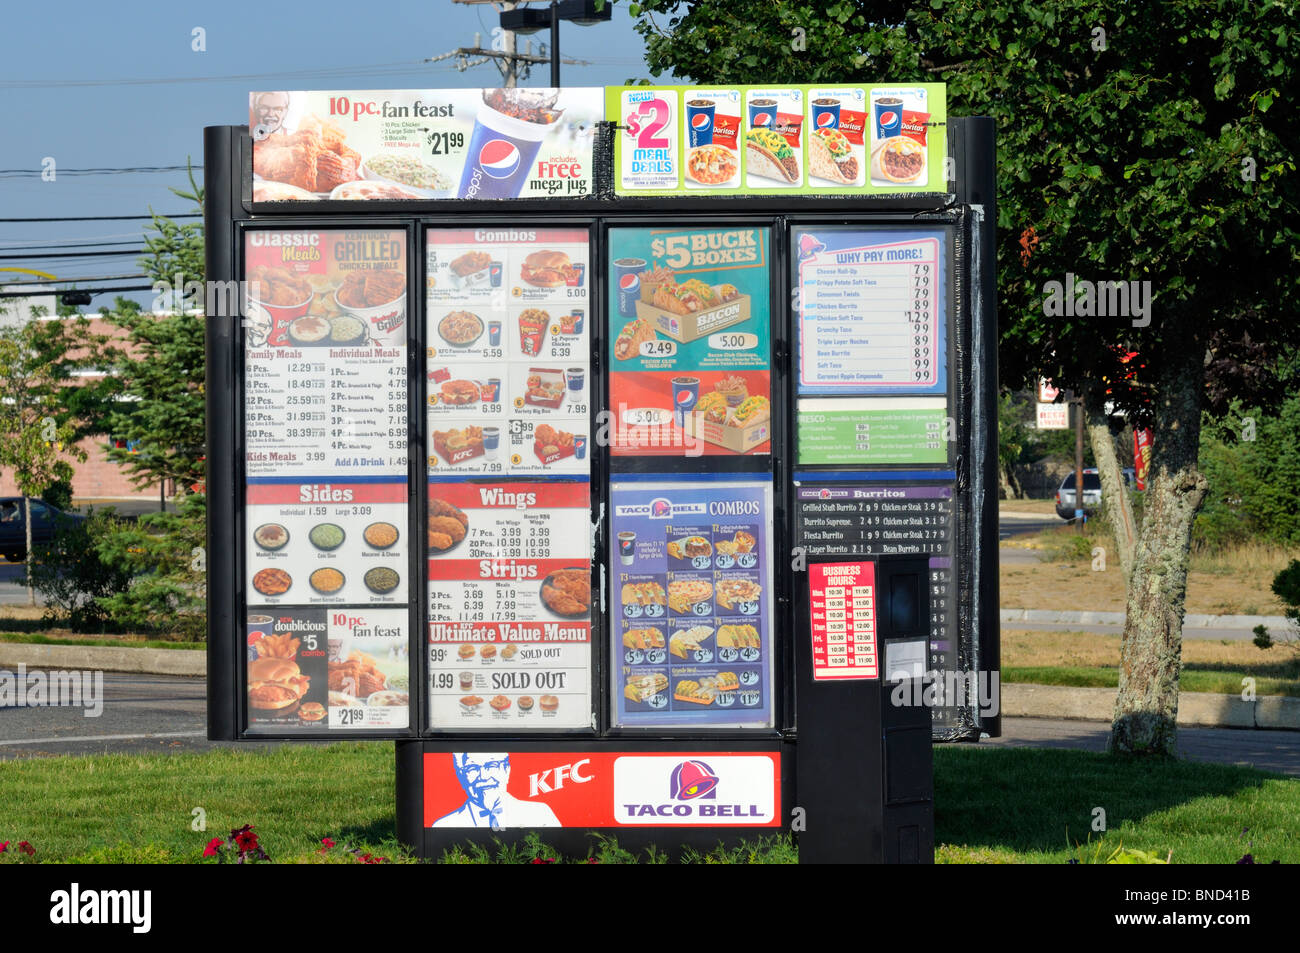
[254,130,322,192]
[542,567,590,616]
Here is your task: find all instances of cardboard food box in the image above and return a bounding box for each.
[683,411,771,453]
[533,441,576,466]
[433,429,485,466]
[635,286,751,344]
[522,368,567,410]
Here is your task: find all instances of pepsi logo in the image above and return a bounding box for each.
[478,138,521,179]
[676,390,695,404]
[692,114,711,129]
[879,111,898,126]
[754,112,772,126]
[619,274,638,290]
[817,114,836,127]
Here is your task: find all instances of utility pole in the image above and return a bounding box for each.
[449,0,546,86]
[442,0,588,85]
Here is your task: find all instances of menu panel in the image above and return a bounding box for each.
[609,84,947,196]
[249,88,601,202]
[610,480,774,729]
[426,228,591,478]
[607,226,771,457]
[426,479,592,730]
[794,482,958,721]
[793,227,947,395]
[242,227,411,734]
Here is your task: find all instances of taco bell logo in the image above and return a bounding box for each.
[479,139,521,179]
[670,760,718,800]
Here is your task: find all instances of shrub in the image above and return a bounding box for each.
[24,508,133,632]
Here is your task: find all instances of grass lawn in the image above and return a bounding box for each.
[0,743,1294,863]
[1000,525,1298,616]
[1002,628,1300,696]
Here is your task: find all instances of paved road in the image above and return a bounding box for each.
[0,672,306,760]
[984,717,1300,777]
[1,673,1296,776]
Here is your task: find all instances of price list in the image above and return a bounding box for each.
[794,484,952,556]
[793,229,946,395]
[246,349,409,478]
[426,479,592,730]
[808,561,879,680]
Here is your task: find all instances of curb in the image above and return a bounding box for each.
[0,643,205,677]
[2,644,1295,732]
[1000,608,1290,629]
[1002,683,1300,731]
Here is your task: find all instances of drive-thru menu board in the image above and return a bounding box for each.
[610,480,774,728]
[243,227,411,732]
[607,226,772,457]
[808,561,879,680]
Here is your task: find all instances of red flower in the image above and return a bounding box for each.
[17,842,34,857]
[235,830,260,853]
[0,842,8,853]
[320,837,336,849]
[530,857,555,864]
[203,837,224,858]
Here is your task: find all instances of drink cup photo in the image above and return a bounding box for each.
[874,96,904,139]
[483,426,501,459]
[566,367,585,393]
[489,262,503,287]
[570,310,585,335]
[458,88,563,200]
[671,376,700,427]
[574,434,587,460]
[483,378,501,403]
[686,98,716,148]
[748,97,777,129]
[613,257,647,318]
[812,97,842,130]
[488,320,502,346]
[618,531,636,565]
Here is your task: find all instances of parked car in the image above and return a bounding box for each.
[1055,467,1136,520]
[0,497,85,562]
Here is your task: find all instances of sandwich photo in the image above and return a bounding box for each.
[745,128,800,184]
[808,127,860,185]
[247,658,310,711]
[521,250,577,288]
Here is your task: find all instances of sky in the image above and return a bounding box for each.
[0,0,672,305]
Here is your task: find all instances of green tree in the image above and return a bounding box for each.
[619,0,1300,754]
[0,322,86,604]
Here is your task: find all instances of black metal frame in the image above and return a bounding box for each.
[205,117,998,860]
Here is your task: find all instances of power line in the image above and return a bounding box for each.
[0,284,155,298]
[0,214,201,223]
[0,249,146,260]
[0,59,475,90]
[1,273,149,286]
[0,166,203,178]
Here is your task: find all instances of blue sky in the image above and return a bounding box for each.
[0,0,671,301]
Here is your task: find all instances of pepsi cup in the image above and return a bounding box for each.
[489,262,503,287]
[812,97,841,130]
[458,94,560,200]
[488,321,501,346]
[671,376,700,427]
[874,97,903,139]
[574,435,587,460]
[617,531,636,566]
[748,97,777,130]
[613,257,647,318]
[686,98,716,148]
